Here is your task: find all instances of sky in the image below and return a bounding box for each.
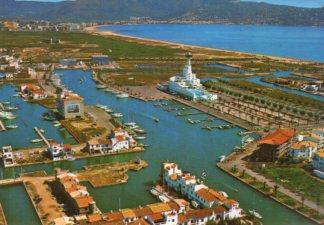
[19,0,324,8]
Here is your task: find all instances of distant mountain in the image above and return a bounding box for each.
[0,0,323,26]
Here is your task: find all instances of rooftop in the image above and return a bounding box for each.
[259,128,295,146]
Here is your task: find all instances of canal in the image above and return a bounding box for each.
[0,70,316,225]
[0,84,76,148]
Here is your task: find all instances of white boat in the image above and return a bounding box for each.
[158,195,169,203]
[54,123,61,127]
[96,84,107,89]
[134,136,146,140]
[112,113,123,118]
[150,188,159,196]
[6,106,18,111]
[105,108,113,113]
[31,139,43,143]
[6,125,18,129]
[116,93,129,99]
[187,118,194,124]
[96,104,105,109]
[218,155,226,162]
[219,191,228,198]
[0,111,16,120]
[125,122,137,127]
[12,94,19,97]
[66,156,75,161]
[134,128,146,134]
[249,210,262,219]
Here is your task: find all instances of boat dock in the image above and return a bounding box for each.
[34,127,50,147]
[0,203,8,225]
[0,121,6,132]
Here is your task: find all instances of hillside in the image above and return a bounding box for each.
[0,0,323,26]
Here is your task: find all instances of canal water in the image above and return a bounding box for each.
[0,70,316,225]
[0,84,76,148]
[0,184,41,225]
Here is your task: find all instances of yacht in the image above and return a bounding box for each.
[6,106,18,111]
[125,122,137,127]
[134,128,146,134]
[96,84,107,89]
[158,195,169,203]
[112,113,123,118]
[6,125,18,129]
[187,118,195,124]
[248,210,262,219]
[0,111,16,120]
[134,136,146,140]
[31,139,43,143]
[150,188,159,196]
[218,155,226,162]
[116,93,129,99]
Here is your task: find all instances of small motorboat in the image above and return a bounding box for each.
[218,155,226,162]
[112,113,123,118]
[187,118,194,124]
[125,122,137,127]
[31,139,43,143]
[54,123,61,127]
[150,188,159,196]
[96,84,107,89]
[153,117,159,123]
[134,136,146,140]
[134,128,146,134]
[116,93,129,99]
[6,125,18,129]
[6,106,18,111]
[249,209,262,219]
[66,156,75,161]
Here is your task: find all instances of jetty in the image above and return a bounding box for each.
[0,121,6,132]
[34,127,50,147]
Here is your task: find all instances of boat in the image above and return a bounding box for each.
[0,111,16,120]
[153,117,159,123]
[6,106,18,111]
[54,123,61,127]
[191,201,199,209]
[40,129,45,133]
[66,156,75,161]
[112,113,123,118]
[187,118,195,124]
[248,210,262,219]
[12,94,19,97]
[218,155,226,162]
[31,139,43,143]
[96,84,107,89]
[116,93,129,99]
[202,125,212,131]
[134,136,146,140]
[134,128,146,134]
[150,188,159,196]
[125,122,137,127]
[158,195,169,203]
[42,111,56,121]
[6,125,18,129]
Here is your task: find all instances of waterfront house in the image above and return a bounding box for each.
[1,145,15,167]
[91,55,109,65]
[253,128,295,162]
[55,171,99,215]
[21,83,47,100]
[48,142,73,161]
[162,162,242,219]
[312,149,324,179]
[168,53,218,102]
[290,140,317,161]
[57,91,84,119]
[87,139,111,154]
[5,73,13,80]
[109,128,136,152]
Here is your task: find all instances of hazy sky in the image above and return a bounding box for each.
[19,0,324,8]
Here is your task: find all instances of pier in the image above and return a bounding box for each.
[33,127,50,147]
[0,121,6,132]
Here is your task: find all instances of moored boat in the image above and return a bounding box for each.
[134,136,146,140]
[112,113,123,118]
[31,139,43,143]
[116,93,129,99]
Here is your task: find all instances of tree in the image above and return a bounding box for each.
[274,184,279,195]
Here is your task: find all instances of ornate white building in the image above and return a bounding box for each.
[169,53,217,101]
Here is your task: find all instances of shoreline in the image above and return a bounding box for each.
[86,25,322,64]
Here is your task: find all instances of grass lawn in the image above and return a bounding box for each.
[255,165,324,207]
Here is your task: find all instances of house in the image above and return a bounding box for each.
[21,83,47,100]
[162,162,242,219]
[57,91,84,119]
[48,142,73,161]
[313,149,324,179]
[5,73,13,80]
[20,67,37,79]
[91,55,109,65]
[290,140,317,161]
[87,139,111,154]
[60,58,77,67]
[253,128,295,162]
[109,128,136,152]
[1,146,15,167]
[55,171,99,215]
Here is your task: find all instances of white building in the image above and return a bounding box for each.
[313,149,324,179]
[109,128,136,152]
[163,162,241,219]
[168,53,217,101]
[290,140,317,161]
[47,142,72,161]
[1,146,16,167]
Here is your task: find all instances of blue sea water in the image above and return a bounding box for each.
[100,24,324,62]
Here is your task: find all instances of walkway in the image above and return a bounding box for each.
[220,143,324,215]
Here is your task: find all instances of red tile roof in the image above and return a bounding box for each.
[74,196,93,209]
[258,129,295,146]
[196,188,218,203]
